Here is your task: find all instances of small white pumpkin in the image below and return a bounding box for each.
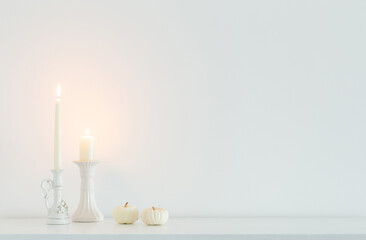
[113,202,139,224]
[141,206,169,225]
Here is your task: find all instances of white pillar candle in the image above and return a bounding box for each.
[54,84,62,170]
[79,129,94,161]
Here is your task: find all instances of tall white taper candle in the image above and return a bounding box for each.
[54,84,61,170]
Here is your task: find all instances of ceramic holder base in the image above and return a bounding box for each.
[72,161,104,222]
[41,169,70,225]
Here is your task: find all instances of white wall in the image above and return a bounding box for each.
[1,0,366,218]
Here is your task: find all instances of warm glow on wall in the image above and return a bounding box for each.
[57,84,61,98]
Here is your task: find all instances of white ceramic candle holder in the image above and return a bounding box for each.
[41,169,71,225]
[72,161,104,222]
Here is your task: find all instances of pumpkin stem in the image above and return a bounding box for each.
[124,202,128,207]
[152,206,156,211]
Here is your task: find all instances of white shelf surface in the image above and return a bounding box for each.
[1,218,366,240]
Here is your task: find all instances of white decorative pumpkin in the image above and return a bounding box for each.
[141,207,169,225]
[113,202,139,224]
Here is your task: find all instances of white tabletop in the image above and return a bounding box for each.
[1,218,366,240]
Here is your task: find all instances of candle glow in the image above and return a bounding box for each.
[57,84,61,98]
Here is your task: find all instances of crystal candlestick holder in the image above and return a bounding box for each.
[41,169,70,225]
[72,161,104,222]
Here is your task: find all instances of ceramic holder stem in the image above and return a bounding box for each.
[41,169,70,225]
[72,161,104,222]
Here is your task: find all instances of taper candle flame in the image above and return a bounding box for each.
[84,128,90,136]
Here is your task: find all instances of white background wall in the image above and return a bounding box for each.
[1,0,366,218]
